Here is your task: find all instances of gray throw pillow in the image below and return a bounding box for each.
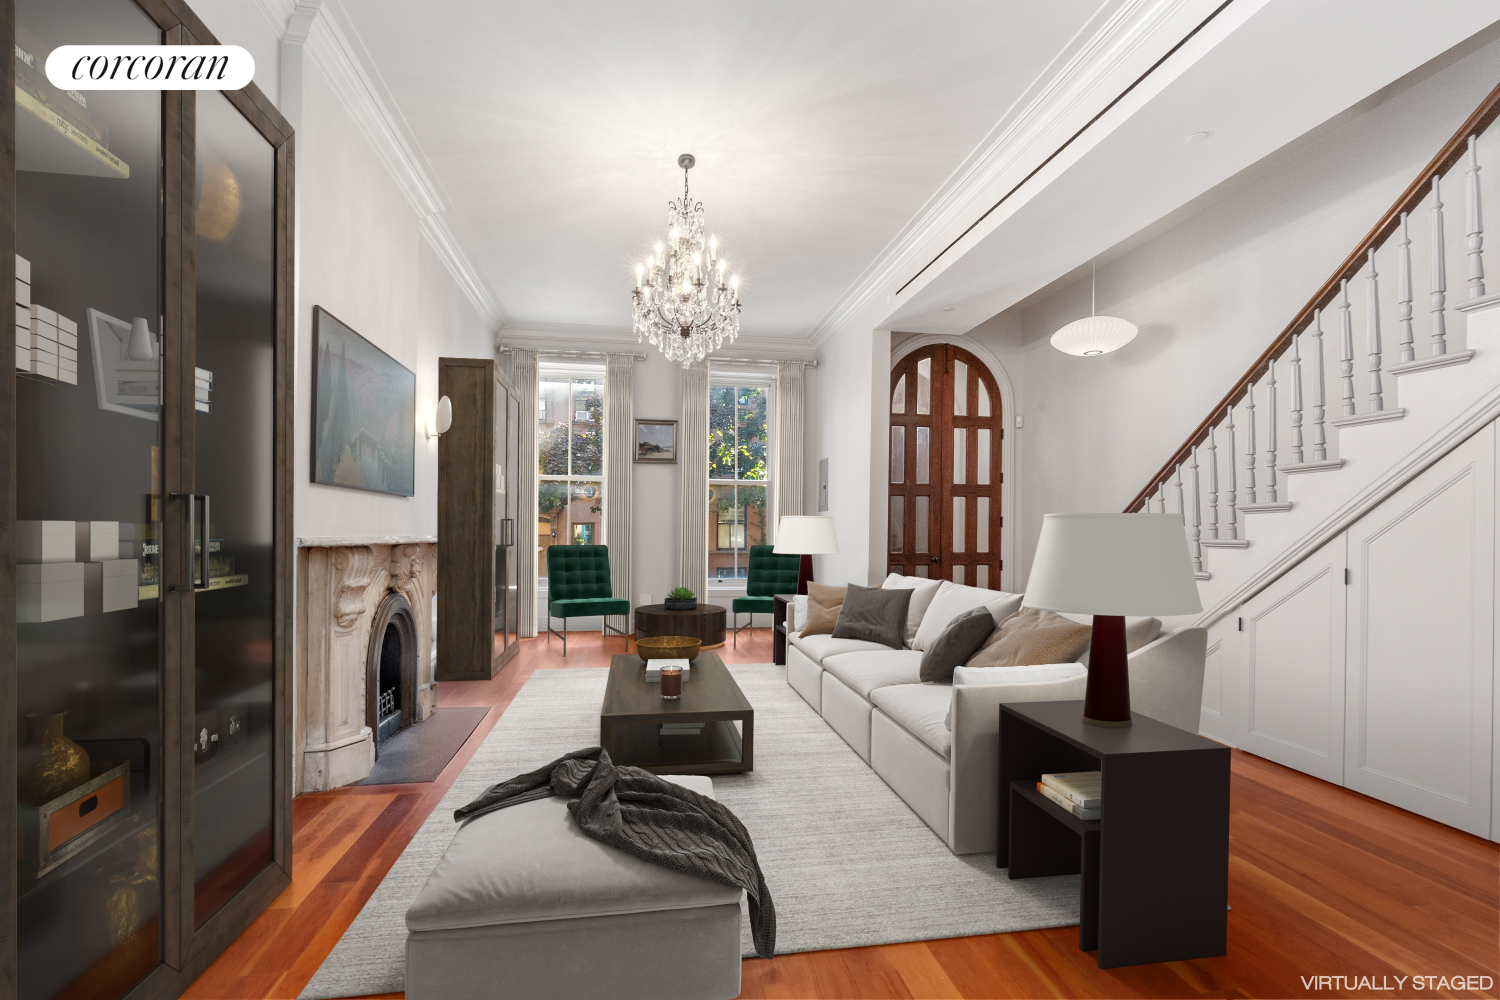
[920,606,997,682]
[831,584,911,649]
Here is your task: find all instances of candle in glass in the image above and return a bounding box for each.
[660,666,682,699]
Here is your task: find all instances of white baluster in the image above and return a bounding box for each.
[1189,444,1205,575]
[1468,134,1485,299]
[1398,211,1414,364]
[1366,247,1383,412]
[1243,382,1257,504]
[1154,482,1166,514]
[1206,424,1219,540]
[1339,278,1356,416]
[1264,358,1278,502]
[1290,333,1304,464]
[1312,310,1328,460]
[1174,462,1185,517]
[1225,404,1239,540]
[1432,174,1448,356]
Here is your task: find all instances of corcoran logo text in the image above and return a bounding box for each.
[45,45,255,91]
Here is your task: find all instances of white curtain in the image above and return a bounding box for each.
[511,349,539,638]
[679,361,710,598]
[775,362,806,528]
[604,353,635,634]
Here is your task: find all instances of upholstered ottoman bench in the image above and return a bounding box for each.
[404,774,743,1000]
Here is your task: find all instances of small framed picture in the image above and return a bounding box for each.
[635,418,678,463]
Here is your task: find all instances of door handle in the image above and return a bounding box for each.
[169,493,212,591]
[930,556,940,563]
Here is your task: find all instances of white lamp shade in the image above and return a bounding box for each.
[1050,315,1137,356]
[1023,513,1202,617]
[773,515,839,555]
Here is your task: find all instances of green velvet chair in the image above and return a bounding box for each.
[732,544,802,647]
[546,544,631,657]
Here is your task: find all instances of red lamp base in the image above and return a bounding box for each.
[1082,614,1132,727]
[796,553,814,596]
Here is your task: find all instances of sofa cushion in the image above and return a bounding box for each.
[911,582,1023,651]
[945,663,1089,728]
[832,583,910,649]
[880,573,942,646]
[822,649,924,698]
[407,774,737,933]
[967,607,1092,668]
[1054,613,1162,666]
[789,630,893,666]
[870,684,953,759]
[919,606,997,683]
[800,582,847,637]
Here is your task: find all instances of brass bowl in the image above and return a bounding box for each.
[637,636,701,662]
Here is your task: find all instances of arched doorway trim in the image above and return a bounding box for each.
[890,334,1018,593]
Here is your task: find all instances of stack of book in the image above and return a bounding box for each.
[645,659,691,682]
[1037,771,1102,821]
[658,723,705,738]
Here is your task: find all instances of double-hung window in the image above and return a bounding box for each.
[538,368,603,584]
[708,380,772,585]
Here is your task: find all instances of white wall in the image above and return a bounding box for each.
[959,31,1500,588]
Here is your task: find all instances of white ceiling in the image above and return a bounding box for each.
[322,0,1107,338]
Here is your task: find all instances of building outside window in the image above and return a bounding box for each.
[708,382,771,584]
[538,370,603,584]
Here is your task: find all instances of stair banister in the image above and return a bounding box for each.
[1467,134,1485,299]
[1244,379,1257,504]
[1312,310,1327,461]
[1432,175,1448,356]
[1290,334,1304,465]
[1340,278,1356,417]
[1398,212,1415,365]
[1366,248,1384,412]
[1225,404,1239,540]
[1264,358,1278,503]
[1125,81,1500,513]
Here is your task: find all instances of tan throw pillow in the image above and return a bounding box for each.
[799,582,849,637]
[964,607,1092,668]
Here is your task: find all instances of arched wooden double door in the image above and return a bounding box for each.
[888,344,1002,588]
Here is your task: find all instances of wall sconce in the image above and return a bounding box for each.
[427,395,452,438]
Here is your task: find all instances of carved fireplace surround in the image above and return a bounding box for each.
[296,536,438,792]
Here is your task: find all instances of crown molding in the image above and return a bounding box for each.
[498,322,819,363]
[808,0,1219,346]
[254,0,505,330]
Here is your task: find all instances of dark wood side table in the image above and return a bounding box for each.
[998,700,1229,969]
[634,603,727,649]
[772,594,794,665]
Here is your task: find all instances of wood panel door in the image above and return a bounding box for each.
[1344,421,1495,838]
[1236,530,1348,784]
[888,345,1002,588]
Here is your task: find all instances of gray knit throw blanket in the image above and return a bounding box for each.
[454,746,776,959]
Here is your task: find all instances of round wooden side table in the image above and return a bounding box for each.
[634,604,727,650]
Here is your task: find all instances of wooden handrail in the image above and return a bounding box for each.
[1125,78,1500,513]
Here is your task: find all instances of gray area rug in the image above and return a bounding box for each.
[300,665,1080,1000]
[358,706,490,785]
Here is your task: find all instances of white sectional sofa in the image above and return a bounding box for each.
[786,580,1207,855]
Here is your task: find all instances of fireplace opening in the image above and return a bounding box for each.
[367,592,418,758]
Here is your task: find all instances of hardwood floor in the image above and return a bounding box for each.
[184,628,1500,1000]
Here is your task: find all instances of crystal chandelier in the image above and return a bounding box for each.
[633,154,742,366]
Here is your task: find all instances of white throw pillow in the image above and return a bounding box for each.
[1051,612,1162,666]
[911,581,1023,651]
[791,595,808,631]
[945,662,1088,729]
[880,573,942,646]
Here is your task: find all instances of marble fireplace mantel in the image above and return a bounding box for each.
[296,537,439,793]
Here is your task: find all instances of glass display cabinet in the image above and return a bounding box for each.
[1,2,294,998]
[437,358,520,680]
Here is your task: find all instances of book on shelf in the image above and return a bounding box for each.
[1040,771,1102,809]
[1037,781,1101,821]
[658,722,705,736]
[645,658,691,681]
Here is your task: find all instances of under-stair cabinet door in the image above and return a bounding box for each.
[888,345,1002,588]
[1344,422,1495,838]
[1235,532,1348,784]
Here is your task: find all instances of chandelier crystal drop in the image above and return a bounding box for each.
[633,154,742,366]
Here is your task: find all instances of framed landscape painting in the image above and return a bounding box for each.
[311,306,416,496]
[635,418,678,463]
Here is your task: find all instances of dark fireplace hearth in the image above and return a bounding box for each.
[367,592,419,757]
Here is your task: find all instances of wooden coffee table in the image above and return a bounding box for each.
[600,652,753,774]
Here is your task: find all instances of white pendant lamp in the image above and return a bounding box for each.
[1051,261,1137,356]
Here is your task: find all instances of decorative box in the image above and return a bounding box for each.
[15,254,30,284]
[16,276,28,308]
[57,315,77,350]
[84,559,139,614]
[75,521,119,563]
[18,761,130,876]
[18,520,75,564]
[18,562,85,622]
[15,344,28,371]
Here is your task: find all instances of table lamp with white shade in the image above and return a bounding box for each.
[773,516,839,595]
[1023,513,1202,727]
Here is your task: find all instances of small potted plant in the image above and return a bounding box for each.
[664,587,698,611]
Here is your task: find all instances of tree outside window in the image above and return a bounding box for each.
[538,376,603,583]
[708,384,770,584]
